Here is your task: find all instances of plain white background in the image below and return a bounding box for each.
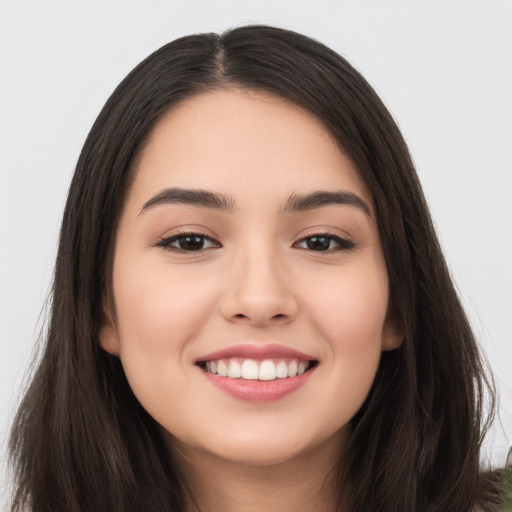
[1,0,511,504]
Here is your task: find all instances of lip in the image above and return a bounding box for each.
[200,365,316,402]
[195,343,318,402]
[195,343,316,363]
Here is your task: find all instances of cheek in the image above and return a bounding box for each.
[303,261,388,395]
[309,264,389,346]
[300,273,387,432]
[110,266,216,428]
[111,258,219,401]
[113,258,217,351]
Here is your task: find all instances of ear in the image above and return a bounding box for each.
[381,304,404,352]
[99,301,121,356]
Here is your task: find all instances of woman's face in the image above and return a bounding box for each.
[101,89,402,466]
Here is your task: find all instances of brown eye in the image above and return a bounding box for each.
[177,235,206,251]
[295,234,354,252]
[155,233,221,252]
[305,236,331,251]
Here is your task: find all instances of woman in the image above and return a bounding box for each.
[9,25,507,511]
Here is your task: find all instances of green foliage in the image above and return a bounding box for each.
[504,448,512,511]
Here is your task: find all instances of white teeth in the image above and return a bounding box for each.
[227,360,242,378]
[241,359,259,380]
[217,360,227,377]
[204,357,313,381]
[276,360,288,379]
[287,360,298,377]
[259,359,277,381]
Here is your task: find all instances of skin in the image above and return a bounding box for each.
[101,89,403,511]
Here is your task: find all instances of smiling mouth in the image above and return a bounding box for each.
[197,358,318,381]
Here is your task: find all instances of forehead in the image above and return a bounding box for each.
[129,88,372,209]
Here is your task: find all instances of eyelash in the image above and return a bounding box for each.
[293,233,355,252]
[154,231,355,254]
[153,231,221,254]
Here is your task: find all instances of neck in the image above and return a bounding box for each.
[169,434,347,512]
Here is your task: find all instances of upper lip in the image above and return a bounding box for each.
[196,343,316,363]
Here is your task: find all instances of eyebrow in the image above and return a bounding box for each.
[284,191,371,216]
[140,187,371,217]
[141,188,236,213]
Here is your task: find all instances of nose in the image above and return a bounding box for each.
[219,248,299,328]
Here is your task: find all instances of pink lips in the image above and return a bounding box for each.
[196,343,315,363]
[196,343,317,402]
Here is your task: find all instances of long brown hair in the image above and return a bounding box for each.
[9,25,504,511]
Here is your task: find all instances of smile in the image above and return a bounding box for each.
[201,358,312,380]
[196,344,318,401]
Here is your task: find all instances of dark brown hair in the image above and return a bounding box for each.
[9,25,505,511]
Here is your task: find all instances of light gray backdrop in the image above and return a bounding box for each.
[1,0,511,506]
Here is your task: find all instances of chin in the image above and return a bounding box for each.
[170,422,347,469]
[215,439,308,467]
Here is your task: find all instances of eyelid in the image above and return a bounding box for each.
[151,224,220,245]
[152,229,222,253]
[151,226,355,254]
[293,232,355,252]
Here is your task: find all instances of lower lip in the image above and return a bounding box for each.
[200,366,315,402]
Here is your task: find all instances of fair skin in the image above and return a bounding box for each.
[101,88,402,511]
